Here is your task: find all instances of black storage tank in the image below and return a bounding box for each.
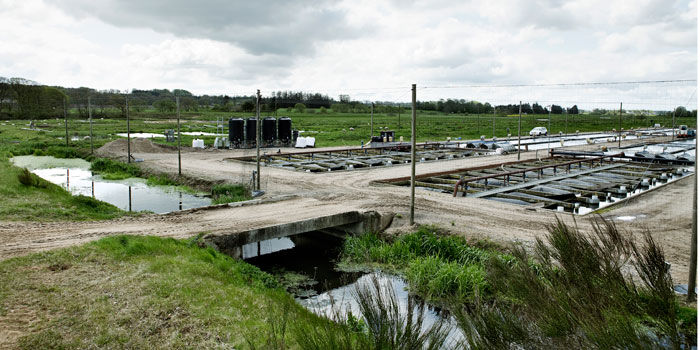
[278,117,292,144]
[262,117,276,144]
[245,117,257,146]
[228,118,244,146]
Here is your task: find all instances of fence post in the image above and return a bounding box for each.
[410,84,417,225]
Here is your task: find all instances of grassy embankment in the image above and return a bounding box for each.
[340,223,697,349]
[0,235,311,349]
[0,125,126,221]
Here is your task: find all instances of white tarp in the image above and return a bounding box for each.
[192,139,205,149]
[295,136,315,148]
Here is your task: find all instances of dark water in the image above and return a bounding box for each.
[244,232,363,297]
[243,231,464,344]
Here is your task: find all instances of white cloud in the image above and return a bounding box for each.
[0,0,695,109]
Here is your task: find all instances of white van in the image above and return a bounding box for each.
[529,127,548,137]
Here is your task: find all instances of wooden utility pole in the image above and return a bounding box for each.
[689,133,698,302]
[517,101,522,160]
[63,99,69,146]
[410,84,417,225]
[88,96,93,154]
[177,96,181,176]
[256,90,261,191]
[618,102,622,148]
[672,108,676,141]
[370,102,374,139]
[492,108,496,138]
[398,106,401,129]
[126,95,131,163]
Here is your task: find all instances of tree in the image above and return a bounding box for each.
[294,103,306,113]
[568,105,579,114]
[153,98,176,112]
[550,105,563,114]
[0,77,12,114]
[241,101,255,112]
[180,97,198,112]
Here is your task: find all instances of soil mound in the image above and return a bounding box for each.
[96,138,175,157]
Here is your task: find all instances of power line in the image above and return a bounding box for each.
[421,79,697,89]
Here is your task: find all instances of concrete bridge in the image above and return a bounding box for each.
[203,209,394,258]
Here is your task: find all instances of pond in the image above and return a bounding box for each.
[10,155,212,214]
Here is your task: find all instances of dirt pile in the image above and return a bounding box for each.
[96,138,175,157]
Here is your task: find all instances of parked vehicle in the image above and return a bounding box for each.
[529,127,548,137]
[677,125,690,138]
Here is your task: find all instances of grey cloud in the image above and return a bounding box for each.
[52,0,367,56]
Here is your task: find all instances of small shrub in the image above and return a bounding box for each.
[17,168,45,188]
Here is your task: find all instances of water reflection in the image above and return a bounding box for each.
[11,155,211,214]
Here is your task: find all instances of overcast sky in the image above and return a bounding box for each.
[0,0,697,108]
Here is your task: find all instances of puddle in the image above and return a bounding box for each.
[10,155,211,214]
[244,231,464,345]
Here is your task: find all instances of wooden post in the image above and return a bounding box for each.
[517,101,522,160]
[618,102,622,148]
[492,108,496,138]
[410,84,417,225]
[672,108,676,141]
[88,96,93,154]
[565,108,568,135]
[370,102,374,139]
[126,95,131,163]
[689,133,698,302]
[256,90,261,191]
[177,96,181,176]
[64,99,68,146]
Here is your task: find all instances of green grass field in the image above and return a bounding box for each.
[3,108,692,152]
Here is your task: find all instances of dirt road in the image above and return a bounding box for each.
[1,136,695,283]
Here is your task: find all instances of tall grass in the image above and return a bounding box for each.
[341,226,503,304]
[456,217,695,349]
[211,184,251,204]
[90,157,141,180]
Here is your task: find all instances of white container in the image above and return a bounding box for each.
[295,137,307,148]
[305,137,316,148]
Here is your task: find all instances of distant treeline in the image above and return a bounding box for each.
[0,77,694,119]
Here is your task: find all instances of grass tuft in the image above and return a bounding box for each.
[211,184,251,204]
